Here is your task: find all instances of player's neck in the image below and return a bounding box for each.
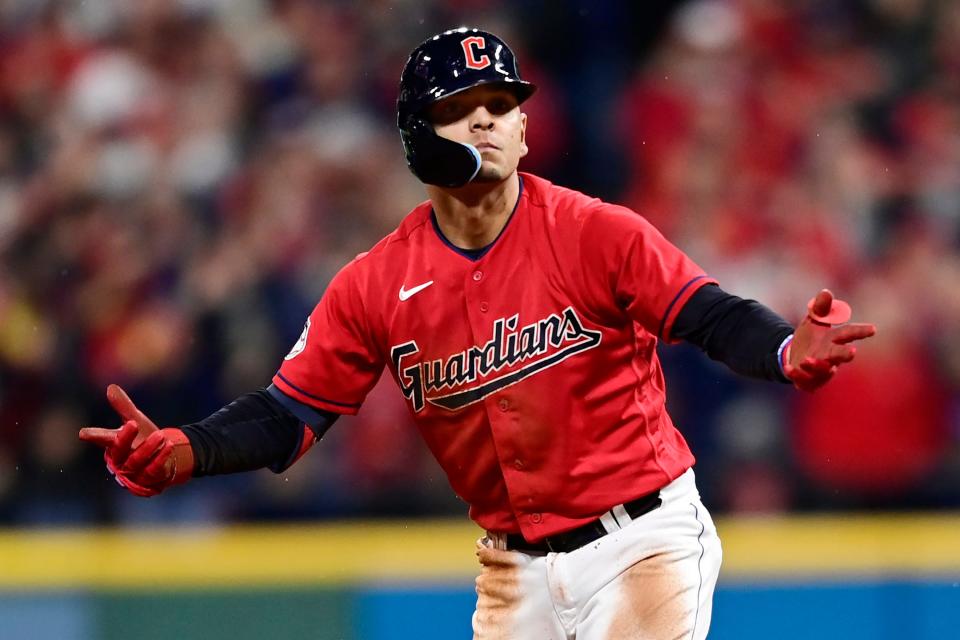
[428,172,520,250]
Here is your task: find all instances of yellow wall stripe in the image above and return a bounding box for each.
[1,514,958,589]
[0,521,482,589]
[717,513,960,579]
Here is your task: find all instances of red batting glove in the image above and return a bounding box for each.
[782,289,877,393]
[78,384,194,497]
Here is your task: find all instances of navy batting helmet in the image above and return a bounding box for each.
[397,27,537,188]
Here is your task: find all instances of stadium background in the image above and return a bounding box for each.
[1,0,958,638]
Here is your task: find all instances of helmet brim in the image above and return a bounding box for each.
[428,78,536,105]
[405,79,537,122]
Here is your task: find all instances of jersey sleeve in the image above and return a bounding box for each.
[272,259,384,415]
[581,203,717,342]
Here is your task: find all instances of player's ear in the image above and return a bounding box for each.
[519,112,529,158]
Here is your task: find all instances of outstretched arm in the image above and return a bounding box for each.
[79,384,338,497]
[672,285,875,388]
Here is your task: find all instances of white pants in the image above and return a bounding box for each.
[472,469,722,640]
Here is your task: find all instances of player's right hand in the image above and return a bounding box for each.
[78,384,194,497]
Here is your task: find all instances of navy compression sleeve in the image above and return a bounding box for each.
[181,389,339,476]
[671,284,793,382]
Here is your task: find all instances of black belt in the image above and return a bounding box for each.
[505,490,662,554]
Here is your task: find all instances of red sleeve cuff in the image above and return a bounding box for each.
[272,372,362,416]
[658,275,719,344]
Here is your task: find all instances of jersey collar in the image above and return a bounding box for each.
[430,176,525,262]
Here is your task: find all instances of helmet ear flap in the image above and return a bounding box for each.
[400,116,482,188]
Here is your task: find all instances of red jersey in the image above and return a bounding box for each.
[273,173,716,540]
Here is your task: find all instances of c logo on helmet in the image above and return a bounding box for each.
[461,36,491,70]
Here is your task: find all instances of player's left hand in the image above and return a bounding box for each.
[783,289,876,393]
[78,384,194,497]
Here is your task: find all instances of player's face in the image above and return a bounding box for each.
[427,85,528,183]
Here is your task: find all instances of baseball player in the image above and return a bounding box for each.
[80,28,876,639]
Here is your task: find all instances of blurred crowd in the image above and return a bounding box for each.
[1,0,958,526]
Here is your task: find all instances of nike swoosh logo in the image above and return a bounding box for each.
[399,280,434,301]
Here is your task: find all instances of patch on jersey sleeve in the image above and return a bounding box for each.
[284,318,311,361]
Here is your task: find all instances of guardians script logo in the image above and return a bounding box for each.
[391,306,602,412]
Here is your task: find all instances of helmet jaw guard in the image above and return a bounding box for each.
[399,115,482,188]
[397,27,536,188]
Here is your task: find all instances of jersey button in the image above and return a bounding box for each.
[531,513,542,524]
[480,302,489,313]
[498,398,509,411]
[472,270,483,282]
